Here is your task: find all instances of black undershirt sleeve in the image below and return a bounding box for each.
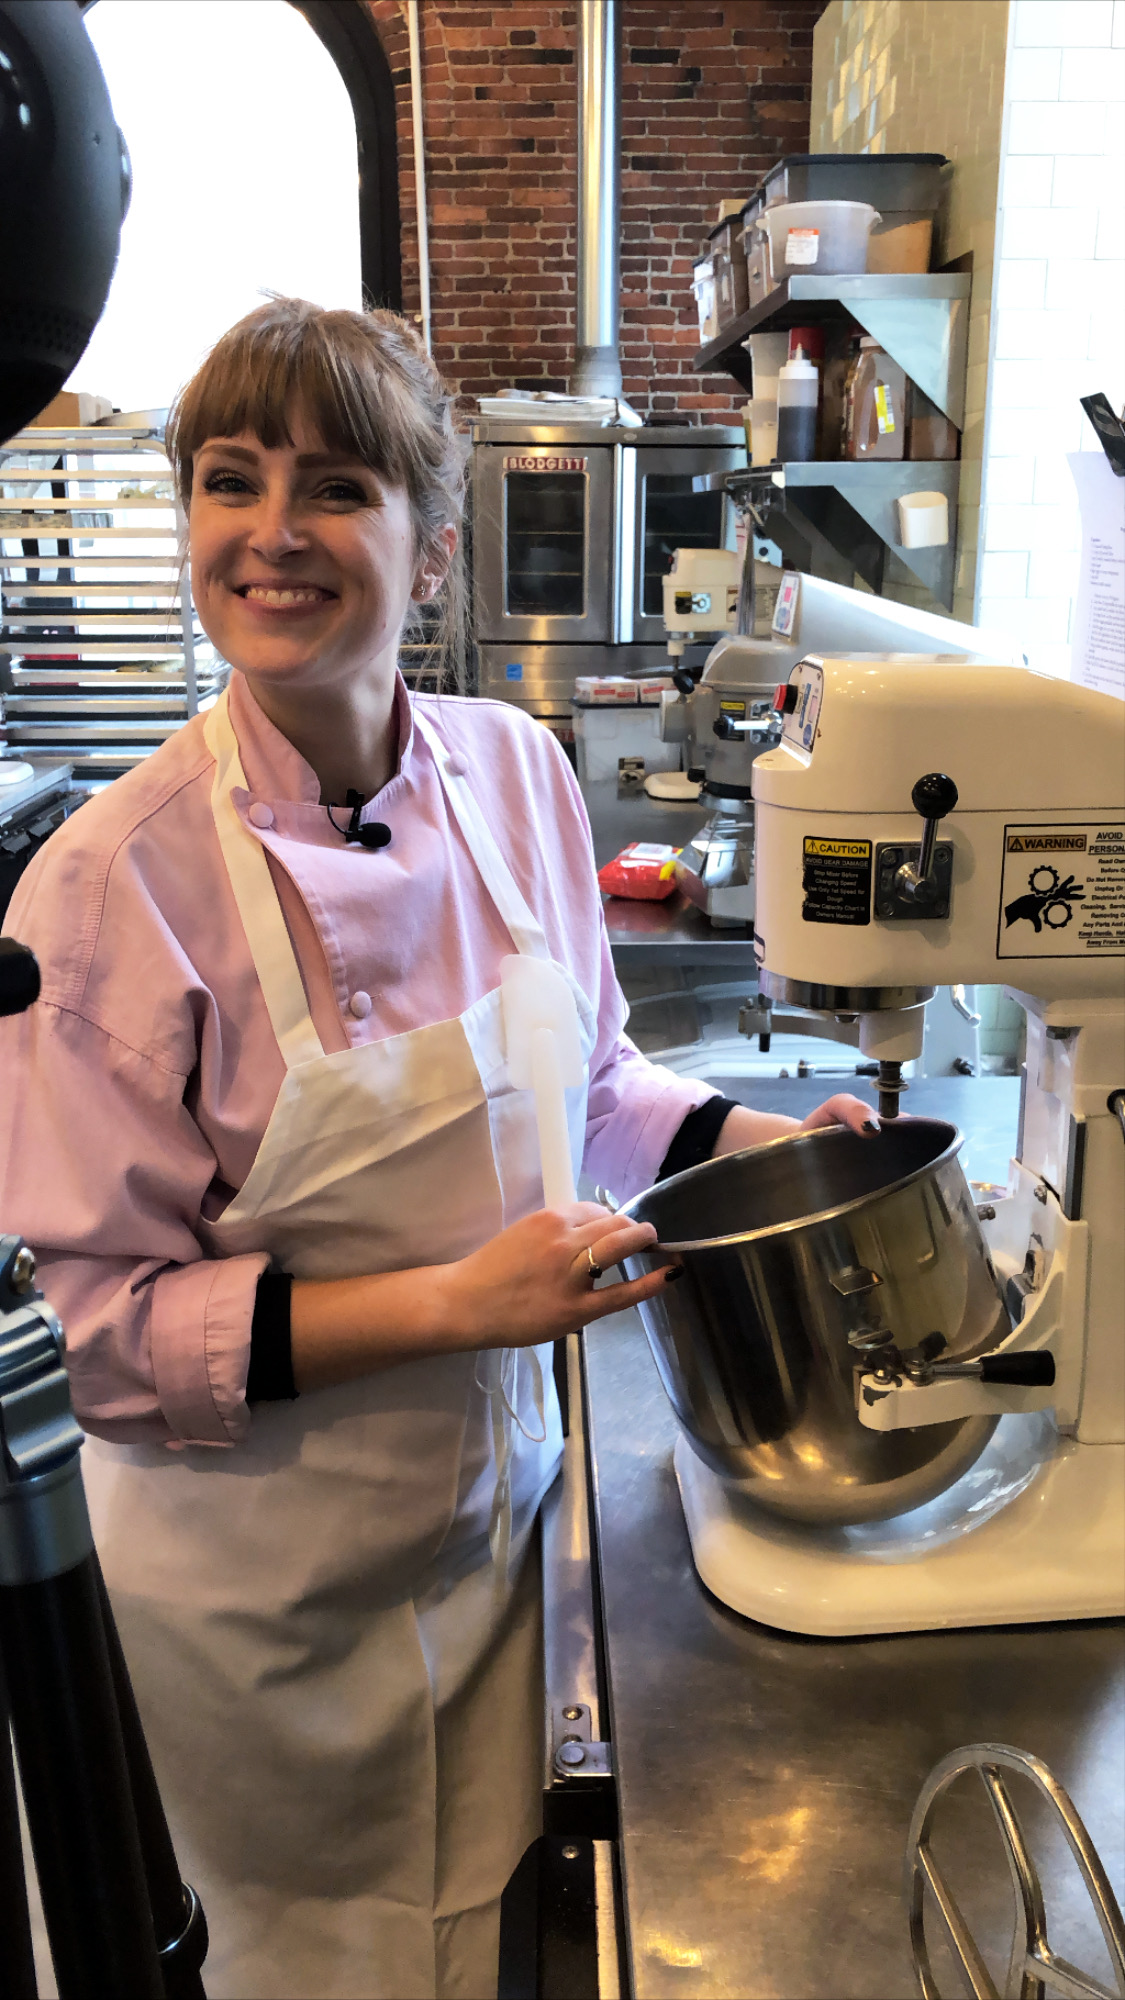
[246,1270,297,1403]
[656,1095,740,1182]
[246,1097,741,1399]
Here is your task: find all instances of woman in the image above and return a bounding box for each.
[0,300,873,2000]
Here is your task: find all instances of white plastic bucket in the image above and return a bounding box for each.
[896,491,949,548]
[755,200,880,278]
[571,705,680,785]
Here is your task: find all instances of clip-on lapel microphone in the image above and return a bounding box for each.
[329,790,393,851]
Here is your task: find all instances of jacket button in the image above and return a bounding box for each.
[247,802,275,829]
[444,755,466,778]
[348,990,373,1020]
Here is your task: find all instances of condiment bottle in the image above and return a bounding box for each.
[776,346,818,462]
[843,336,905,461]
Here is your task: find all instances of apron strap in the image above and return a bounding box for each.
[412,705,551,963]
[204,692,325,1071]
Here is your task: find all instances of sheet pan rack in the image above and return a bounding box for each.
[0,425,225,783]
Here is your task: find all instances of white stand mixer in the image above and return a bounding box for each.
[677,653,1125,1635]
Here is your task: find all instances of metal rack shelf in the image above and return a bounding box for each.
[705,460,961,609]
[0,425,225,782]
[694,273,971,428]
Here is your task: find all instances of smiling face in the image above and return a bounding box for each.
[188,413,425,702]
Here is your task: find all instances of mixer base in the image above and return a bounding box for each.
[674,1417,1125,1636]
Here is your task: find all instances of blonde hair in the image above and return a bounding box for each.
[166,297,468,687]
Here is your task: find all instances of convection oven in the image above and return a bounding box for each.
[471,421,745,724]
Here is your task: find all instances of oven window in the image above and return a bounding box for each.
[504,472,586,617]
[640,476,724,618]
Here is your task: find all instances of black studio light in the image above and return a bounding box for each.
[0,0,130,440]
[0,11,209,1991]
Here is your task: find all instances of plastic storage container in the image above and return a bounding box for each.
[755,199,880,279]
[692,258,718,341]
[571,703,681,785]
[761,153,948,274]
[843,337,906,461]
[745,331,788,465]
[709,214,750,325]
[738,191,772,306]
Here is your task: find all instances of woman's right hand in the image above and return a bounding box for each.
[291,1203,673,1393]
[434,1201,671,1351]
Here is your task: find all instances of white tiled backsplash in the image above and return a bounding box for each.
[979,0,1125,677]
[812,1,1123,673]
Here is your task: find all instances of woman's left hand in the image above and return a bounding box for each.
[799,1093,880,1136]
[711,1093,878,1157]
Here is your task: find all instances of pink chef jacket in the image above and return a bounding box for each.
[0,672,714,1449]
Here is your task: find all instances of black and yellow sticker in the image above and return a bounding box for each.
[719,698,746,716]
[802,835,872,926]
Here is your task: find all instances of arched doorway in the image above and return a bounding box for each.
[70,0,400,411]
[289,1,401,312]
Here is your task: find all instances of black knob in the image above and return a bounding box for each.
[911,773,958,820]
[671,669,696,696]
[0,939,41,1019]
[713,714,740,740]
[686,766,706,784]
[978,1352,1055,1386]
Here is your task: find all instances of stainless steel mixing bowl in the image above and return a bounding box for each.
[618,1119,1008,1525]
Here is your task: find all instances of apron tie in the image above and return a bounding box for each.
[474,1348,547,1572]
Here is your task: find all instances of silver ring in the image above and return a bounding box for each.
[586,1246,603,1284]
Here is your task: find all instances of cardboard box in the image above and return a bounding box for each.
[29,390,114,427]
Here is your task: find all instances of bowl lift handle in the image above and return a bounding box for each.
[845,1243,1072,1435]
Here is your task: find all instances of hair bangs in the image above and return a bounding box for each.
[170,309,408,503]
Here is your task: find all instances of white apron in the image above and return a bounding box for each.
[77,690,597,2000]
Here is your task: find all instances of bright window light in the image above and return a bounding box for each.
[68,0,362,414]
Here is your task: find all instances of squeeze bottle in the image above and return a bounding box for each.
[776,346,818,462]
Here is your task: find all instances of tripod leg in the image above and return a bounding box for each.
[92,1559,208,1999]
[1,1550,165,2000]
[0,1677,38,2000]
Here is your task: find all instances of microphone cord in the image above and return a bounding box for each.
[326,791,392,851]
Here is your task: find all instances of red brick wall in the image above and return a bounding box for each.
[366,1,821,419]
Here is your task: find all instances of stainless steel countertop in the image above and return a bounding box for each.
[583,1085,1124,1998]
[583,779,756,967]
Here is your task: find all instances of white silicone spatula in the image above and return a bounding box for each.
[500,955,584,1208]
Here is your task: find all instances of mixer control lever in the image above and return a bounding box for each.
[876,774,957,922]
[898,773,958,904]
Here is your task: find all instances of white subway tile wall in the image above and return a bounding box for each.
[811,1,1010,620]
[811,2,1122,671]
[982,0,1125,676]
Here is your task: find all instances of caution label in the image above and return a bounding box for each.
[802,835,872,926]
[998,823,1125,959]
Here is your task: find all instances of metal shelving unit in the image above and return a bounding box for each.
[0,425,225,783]
[694,273,971,427]
[692,274,973,611]
[701,459,962,610]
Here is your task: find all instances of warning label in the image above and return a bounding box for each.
[802,835,872,926]
[998,823,1125,959]
[1006,833,1087,853]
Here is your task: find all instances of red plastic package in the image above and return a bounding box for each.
[597,842,681,901]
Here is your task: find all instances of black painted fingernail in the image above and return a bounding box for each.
[863,1120,880,1134]
[664,1264,685,1283]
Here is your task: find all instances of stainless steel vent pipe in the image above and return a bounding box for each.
[571,0,623,399]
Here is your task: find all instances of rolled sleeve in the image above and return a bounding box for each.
[583,1032,716,1202]
[150,1254,268,1445]
[0,998,263,1446]
[580,910,717,1202]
